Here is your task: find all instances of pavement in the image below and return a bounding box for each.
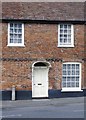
[0,97,86,119]
[0,97,85,108]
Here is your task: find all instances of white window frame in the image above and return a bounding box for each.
[8,22,25,47]
[61,62,82,92]
[58,24,74,47]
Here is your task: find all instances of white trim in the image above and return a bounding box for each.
[32,61,50,98]
[7,22,25,47]
[58,24,74,47]
[62,62,82,92]
[61,88,83,92]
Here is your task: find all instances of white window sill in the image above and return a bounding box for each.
[61,88,83,92]
[58,45,74,48]
[7,44,25,47]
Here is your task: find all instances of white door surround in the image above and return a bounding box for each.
[32,61,51,98]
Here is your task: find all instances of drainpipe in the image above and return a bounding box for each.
[12,85,16,101]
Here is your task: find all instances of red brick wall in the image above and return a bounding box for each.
[1,23,85,90]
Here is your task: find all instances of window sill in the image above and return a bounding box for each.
[61,89,83,92]
[58,45,74,48]
[7,44,25,47]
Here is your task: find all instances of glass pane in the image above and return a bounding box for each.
[72,64,75,69]
[71,77,75,82]
[76,77,79,81]
[10,39,13,43]
[76,82,79,87]
[60,38,63,43]
[63,64,66,69]
[18,34,22,38]
[68,25,71,29]
[67,77,71,81]
[68,39,71,43]
[72,70,75,75]
[64,25,67,29]
[71,82,75,87]
[63,71,66,75]
[18,29,22,33]
[68,30,71,33]
[14,39,18,43]
[67,82,71,87]
[14,24,17,28]
[76,71,79,75]
[10,29,13,33]
[62,77,66,81]
[10,34,13,39]
[64,30,67,33]
[60,25,63,28]
[64,39,67,43]
[76,64,79,69]
[68,35,71,39]
[14,29,17,33]
[64,35,67,38]
[60,30,63,33]
[68,70,71,75]
[67,64,71,69]
[62,82,66,87]
[10,23,13,27]
[18,39,22,43]
[18,24,22,28]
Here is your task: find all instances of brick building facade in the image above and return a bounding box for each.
[1,2,86,100]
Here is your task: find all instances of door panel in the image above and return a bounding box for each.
[32,67,48,98]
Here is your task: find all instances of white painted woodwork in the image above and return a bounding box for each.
[32,67,49,98]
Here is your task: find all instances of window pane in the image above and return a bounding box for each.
[62,63,80,89]
[10,23,13,27]
[67,82,71,87]
[67,77,71,81]
[10,39,13,43]
[18,24,22,28]
[9,23,23,44]
[71,82,75,87]
[63,64,66,69]
[18,39,22,43]
[62,77,66,81]
[72,70,75,75]
[76,64,79,69]
[63,71,66,75]
[68,25,71,29]
[76,71,79,75]
[76,77,79,81]
[68,70,71,75]
[72,64,75,69]
[67,64,71,69]
[64,25,67,28]
[62,82,66,87]
[71,77,75,82]
[76,82,79,87]
[60,25,63,28]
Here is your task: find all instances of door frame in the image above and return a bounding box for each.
[32,61,51,98]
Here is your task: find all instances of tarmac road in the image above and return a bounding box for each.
[0,97,85,119]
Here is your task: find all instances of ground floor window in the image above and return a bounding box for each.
[62,62,82,91]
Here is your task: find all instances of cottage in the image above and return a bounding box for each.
[1,2,86,100]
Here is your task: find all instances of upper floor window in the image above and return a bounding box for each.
[62,62,82,91]
[8,23,24,46]
[58,24,74,47]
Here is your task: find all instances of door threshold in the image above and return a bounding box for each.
[32,97,49,99]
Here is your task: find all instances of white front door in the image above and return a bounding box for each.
[32,67,49,98]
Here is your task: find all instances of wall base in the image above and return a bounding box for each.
[0,89,86,100]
